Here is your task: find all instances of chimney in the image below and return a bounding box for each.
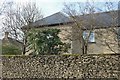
[4,32,9,39]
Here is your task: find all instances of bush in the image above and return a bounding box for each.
[2,44,22,55]
[28,29,69,55]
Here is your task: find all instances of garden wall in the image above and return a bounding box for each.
[1,54,120,79]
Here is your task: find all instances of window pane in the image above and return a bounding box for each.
[83,31,87,39]
[83,31,95,42]
[89,32,95,42]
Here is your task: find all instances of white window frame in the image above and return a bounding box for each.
[83,31,95,43]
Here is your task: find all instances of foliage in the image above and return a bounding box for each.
[28,29,69,55]
[2,44,22,55]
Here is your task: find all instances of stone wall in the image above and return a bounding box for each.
[1,54,120,79]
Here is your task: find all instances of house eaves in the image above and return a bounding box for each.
[22,10,120,30]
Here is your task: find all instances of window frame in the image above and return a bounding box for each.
[83,31,96,43]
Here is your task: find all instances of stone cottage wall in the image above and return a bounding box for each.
[1,54,120,79]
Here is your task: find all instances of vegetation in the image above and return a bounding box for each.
[2,44,22,55]
[28,29,69,55]
[63,1,119,54]
[2,1,43,54]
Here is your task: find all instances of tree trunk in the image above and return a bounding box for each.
[85,44,88,54]
[22,33,27,55]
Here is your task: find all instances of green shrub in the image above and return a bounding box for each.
[2,44,22,55]
[28,29,69,55]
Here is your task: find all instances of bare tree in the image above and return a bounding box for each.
[2,2,43,54]
[96,2,119,54]
[63,1,119,54]
[63,2,99,54]
[0,0,6,15]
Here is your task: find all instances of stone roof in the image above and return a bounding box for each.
[22,10,119,29]
[22,12,72,29]
[33,12,72,26]
[76,10,119,29]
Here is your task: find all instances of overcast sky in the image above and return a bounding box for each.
[0,0,119,39]
[9,0,120,16]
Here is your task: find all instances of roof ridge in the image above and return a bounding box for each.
[79,10,118,16]
[35,12,66,22]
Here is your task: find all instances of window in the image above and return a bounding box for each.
[83,31,95,43]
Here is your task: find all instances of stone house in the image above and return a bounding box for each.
[23,10,120,55]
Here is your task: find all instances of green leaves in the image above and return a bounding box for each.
[2,44,22,55]
[28,29,68,55]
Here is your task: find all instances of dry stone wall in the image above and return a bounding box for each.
[1,54,120,80]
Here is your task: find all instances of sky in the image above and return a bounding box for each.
[0,0,119,39]
[1,0,120,16]
[10,0,120,16]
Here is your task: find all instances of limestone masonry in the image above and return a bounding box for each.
[1,54,120,79]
